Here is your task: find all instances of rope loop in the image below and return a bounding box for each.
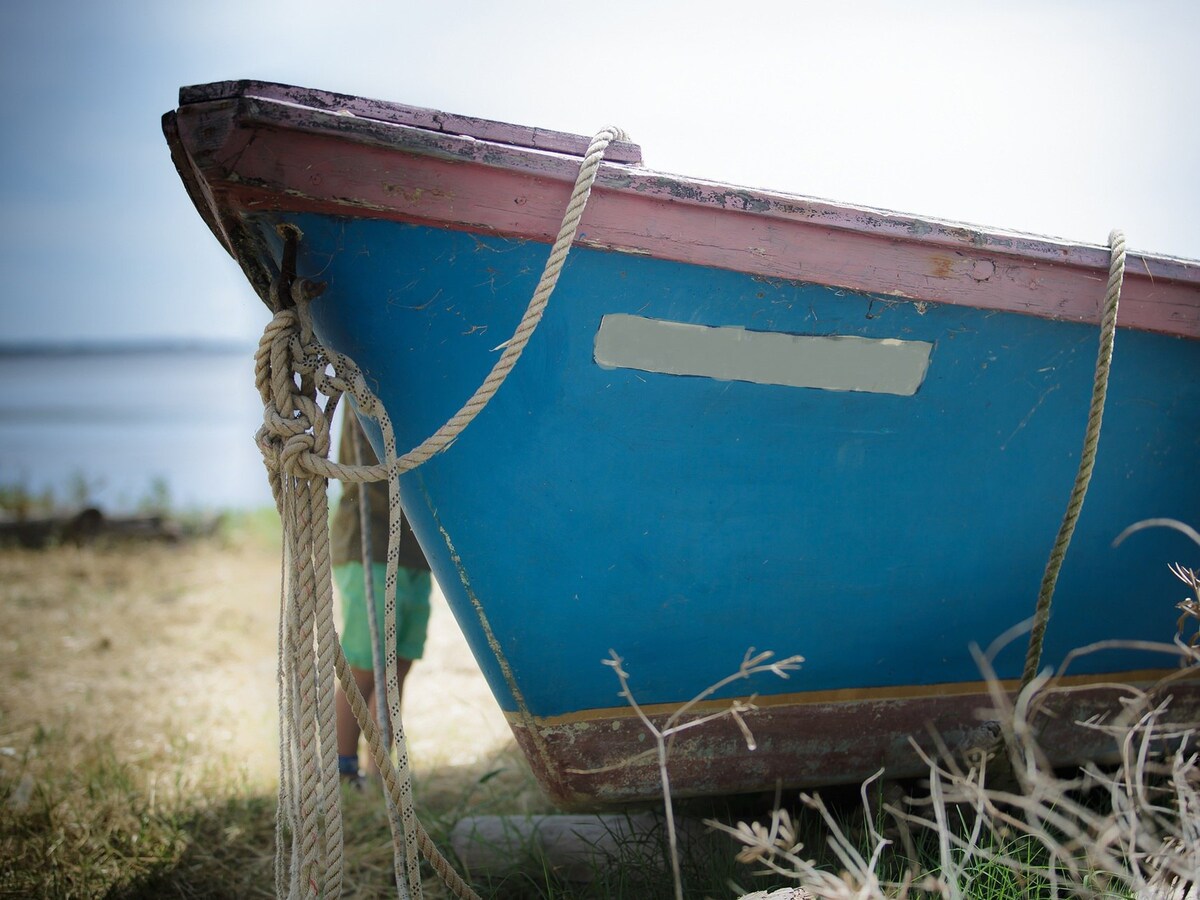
[259,125,628,900]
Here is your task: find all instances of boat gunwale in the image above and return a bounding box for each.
[171,83,1200,339]
[178,79,646,165]
[177,84,1199,277]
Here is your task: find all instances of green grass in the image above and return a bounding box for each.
[0,732,275,898]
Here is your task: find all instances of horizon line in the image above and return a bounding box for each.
[0,337,259,357]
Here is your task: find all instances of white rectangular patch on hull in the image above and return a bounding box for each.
[594,314,933,396]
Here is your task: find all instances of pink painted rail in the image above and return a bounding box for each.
[166,81,1200,339]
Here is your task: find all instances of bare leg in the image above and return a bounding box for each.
[335,660,414,773]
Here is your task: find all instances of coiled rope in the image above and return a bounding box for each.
[1020,229,1126,688]
[255,125,627,899]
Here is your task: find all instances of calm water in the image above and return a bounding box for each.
[0,348,277,512]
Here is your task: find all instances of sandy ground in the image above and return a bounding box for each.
[0,528,535,808]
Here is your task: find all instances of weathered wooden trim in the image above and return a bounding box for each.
[161,111,233,256]
[179,80,644,164]
[508,667,1180,727]
[167,102,280,305]
[171,84,1200,339]
[501,674,1198,806]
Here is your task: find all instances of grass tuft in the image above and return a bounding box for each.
[0,733,275,898]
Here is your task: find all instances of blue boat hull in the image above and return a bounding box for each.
[256,214,1199,751]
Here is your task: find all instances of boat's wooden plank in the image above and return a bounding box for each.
[174,102,1199,339]
[161,111,233,255]
[178,79,644,165]
[218,93,1198,281]
[505,675,1193,806]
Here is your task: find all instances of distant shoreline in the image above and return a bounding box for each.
[0,339,258,357]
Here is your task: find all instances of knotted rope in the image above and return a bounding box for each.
[1021,229,1127,688]
[255,125,627,899]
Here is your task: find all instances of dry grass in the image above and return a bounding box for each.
[0,524,281,784]
[0,518,544,897]
[0,524,283,896]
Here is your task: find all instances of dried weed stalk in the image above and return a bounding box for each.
[712,653,1197,898]
[586,648,804,900]
[708,770,922,899]
[711,531,1200,899]
[1169,561,1199,653]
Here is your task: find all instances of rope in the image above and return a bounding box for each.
[259,278,347,898]
[350,424,392,748]
[1020,229,1126,688]
[350,424,409,899]
[255,125,627,900]
[313,481,345,899]
[256,125,629,488]
[334,643,480,900]
[259,304,426,899]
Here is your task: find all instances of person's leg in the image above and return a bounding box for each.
[336,660,414,775]
[335,561,430,777]
[364,659,413,773]
[335,561,378,778]
[338,662,374,777]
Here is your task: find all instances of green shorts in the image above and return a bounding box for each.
[335,562,431,667]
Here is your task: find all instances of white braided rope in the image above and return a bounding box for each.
[256,126,627,899]
[297,314,423,895]
[349,425,409,897]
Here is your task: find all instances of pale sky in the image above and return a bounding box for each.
[2,0,1196,344]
